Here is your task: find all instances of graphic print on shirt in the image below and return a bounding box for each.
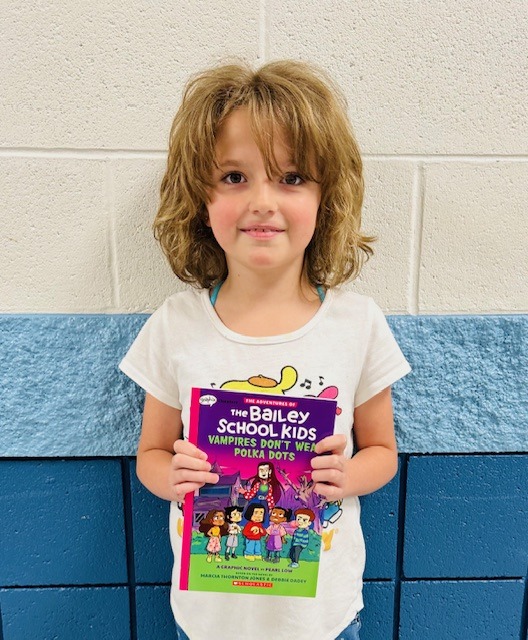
[220,365,297,394]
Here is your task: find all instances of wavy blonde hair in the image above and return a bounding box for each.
[154,60,374,288]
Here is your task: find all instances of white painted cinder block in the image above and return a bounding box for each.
[267,0,527,154]
[350,160,415,313]
[2,1,260,149]
[419,162,528,313]
[2,2,527,314]
[112,158,186,312]
[0,158,112,312]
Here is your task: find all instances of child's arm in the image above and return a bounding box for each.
[311,386,397,498]
[136,393,219,502]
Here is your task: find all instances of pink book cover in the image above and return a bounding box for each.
[180,387,337,597]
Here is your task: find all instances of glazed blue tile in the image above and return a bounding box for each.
[136,586,177,640]
[361,465,400,579]
[0,460,127,586]
[399,580,525,640]
[404,455,528,578]
[129,460,173,583]
[362,581,395,640]
[0,587,130,640]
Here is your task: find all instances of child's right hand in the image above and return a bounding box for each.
[170,440,219,502]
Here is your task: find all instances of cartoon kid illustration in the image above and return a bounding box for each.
[239,461,284,519]
[224,506,244,561]
[288,508,315,568]
[242,504,267,561]
[265,506,292,563]
[198,509,228,563]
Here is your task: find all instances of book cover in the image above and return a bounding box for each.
[180,387,337,597]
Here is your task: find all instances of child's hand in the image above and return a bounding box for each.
[171,440,219,502]
[310,434,348,500]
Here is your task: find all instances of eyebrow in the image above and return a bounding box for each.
[216,159,298,170]
[216,159,244,169]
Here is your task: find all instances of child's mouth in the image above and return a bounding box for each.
[242,227,284,238]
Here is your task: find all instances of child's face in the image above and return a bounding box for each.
[207,108,321,280]
[295,513,312,529]
[230,510,242,523]
[251,507,265,523]
[270,508,288,524]
[212,512,224,525]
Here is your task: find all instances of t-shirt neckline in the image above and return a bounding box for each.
[200,288,334,345]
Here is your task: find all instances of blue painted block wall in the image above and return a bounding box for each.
[1,455,526,639]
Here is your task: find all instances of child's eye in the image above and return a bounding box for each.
[281,173,304,186]
[222,172,246,185]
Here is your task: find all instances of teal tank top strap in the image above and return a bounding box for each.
[210,282,325,307]
[210,282,223,307]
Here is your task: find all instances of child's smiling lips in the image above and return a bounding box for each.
[240,225,285,239]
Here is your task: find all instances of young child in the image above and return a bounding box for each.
[198,509,228,563]
[119,60,410,640]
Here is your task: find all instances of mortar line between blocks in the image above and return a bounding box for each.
[409,163,425,315]
[121,458,138,640]
[520,567,528,640]
[393,453,409,640]
[2,148,528,160]
[258,0,268,62]
[105,161,120,310]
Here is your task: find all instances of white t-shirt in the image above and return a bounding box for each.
[119,287,411,640]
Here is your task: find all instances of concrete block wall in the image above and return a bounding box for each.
[1,2,527,639]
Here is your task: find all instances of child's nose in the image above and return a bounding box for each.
[249,181,278,215]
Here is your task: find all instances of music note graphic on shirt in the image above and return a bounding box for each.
[300,379,312,390]
[319,376,324,386]
[211,383,217,388]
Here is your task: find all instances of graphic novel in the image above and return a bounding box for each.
[180,387,337,597]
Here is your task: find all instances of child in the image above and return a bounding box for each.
[241,503,267,561]
[198,509,228,563]
[288,508,315,568]
[119,59,410,640]
[265,506,291,563]
[224,505,243,560]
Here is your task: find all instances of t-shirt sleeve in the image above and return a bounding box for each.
[354,298,411,407]
[118,301,182,409]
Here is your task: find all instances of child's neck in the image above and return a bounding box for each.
[213,273,322,338]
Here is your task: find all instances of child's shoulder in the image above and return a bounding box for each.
[144,288,207,333]
[154,287,206,314]
[329,286,381,318]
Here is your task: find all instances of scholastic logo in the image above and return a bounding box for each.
[232,580,273,588]
[199,394,217,407]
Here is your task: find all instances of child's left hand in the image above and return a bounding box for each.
[310,434,348,500]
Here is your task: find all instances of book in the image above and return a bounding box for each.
[180,387,337,597]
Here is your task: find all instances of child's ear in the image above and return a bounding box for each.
[200,204,211,227]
